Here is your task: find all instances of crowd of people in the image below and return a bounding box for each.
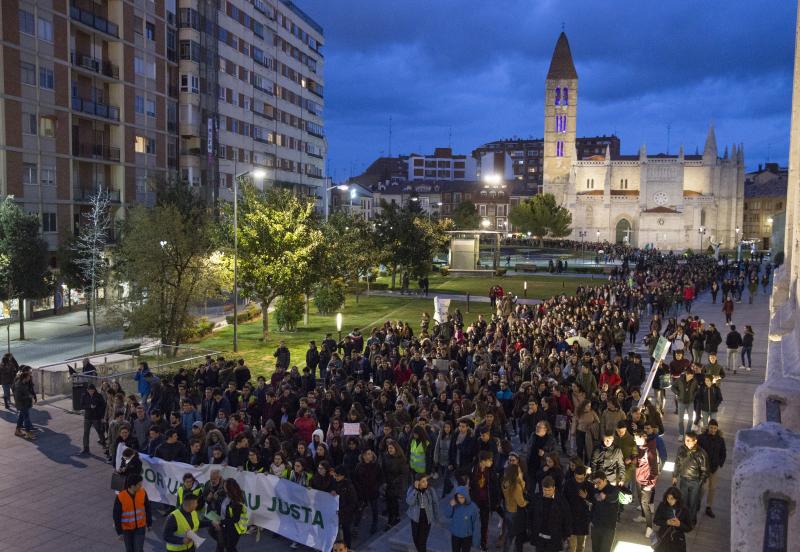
[3,248,772,552]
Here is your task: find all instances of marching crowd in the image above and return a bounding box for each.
[3,248,772,552]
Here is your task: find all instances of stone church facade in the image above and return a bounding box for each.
[543,33,745,250]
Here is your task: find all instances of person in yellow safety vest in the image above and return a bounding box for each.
[409,427,429,475]
[211,478,250,551]
[177,473,203,509]
[113,474,152,552]
[163,492,202,551]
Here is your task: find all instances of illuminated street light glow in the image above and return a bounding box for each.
[336,312,343,332]
[767,217,774,224]
[252,169,266,179]
[481,218,490,228]
[483,174,502,185]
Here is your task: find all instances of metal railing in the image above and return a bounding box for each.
[70,4,119,38]
[70,52,119,79]
[72,142,121,163]
[71,96,120,121]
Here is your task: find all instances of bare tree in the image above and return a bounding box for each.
[73,188,111,352]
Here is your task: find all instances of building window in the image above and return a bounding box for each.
[180,74,199,93]
[563,87,569,106]
[19,10,35,35]
[39,117,55,137]
[23,163,37,185]
[23,111,37,135]
[146,22,156,41]
[39,67,54,90]
[134,56,144,75]
[479,204,487,216]
[38,18,53,42]
[557,141,564,157]
[41,166,55,186]
[134,95,144,113]
[135,135,154,154]
[21,61,36,86]
[555,87,560,106]
[146,99,156,117]
[42,212,57,233]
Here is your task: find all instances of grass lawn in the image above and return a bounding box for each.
[191,294,495,377]
[374,273,601,298]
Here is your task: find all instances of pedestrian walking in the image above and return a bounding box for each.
[563,465,592,552]
[589,473,620,552]
[632,431,659,538]
[406,473,440,552]
[725,325,743,375]
[445,486,481,552]
[652,487,692,552]
[12,367,36,439]
[721,296,734,325]
[740,325,754,371]
[529,476,572,552]
[113,474,152,552]
[0,352,19,409]
[695,375,722,429]
[672,432,708,526]
[81,383,107,455]
[471,451,500,552]
[697,420,726,519]
[500,464,528,552]
[211,478,249,552]
[162,491,202,551]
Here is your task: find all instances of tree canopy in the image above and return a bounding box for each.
[509,193,572,242]
[451,200,480,230]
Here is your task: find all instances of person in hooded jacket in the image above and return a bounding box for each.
[445,485,481,552]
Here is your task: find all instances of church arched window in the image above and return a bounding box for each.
[555,87,561,106]
[557,141,564,157]
[700,209,706,226]
[563,87,569,106]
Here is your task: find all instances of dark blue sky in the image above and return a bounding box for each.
[296,0,796,181]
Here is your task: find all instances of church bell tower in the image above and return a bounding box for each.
[543,32,578,204]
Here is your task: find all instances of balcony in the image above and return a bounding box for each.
[71,96,120,121]
[70,4,119,38]
[72,143,121,162]
[73,186,121,202]
[70,52,119,79]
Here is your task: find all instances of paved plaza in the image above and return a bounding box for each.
[0,284,770,552]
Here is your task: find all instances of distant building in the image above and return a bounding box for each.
[330,182,374,220]
[407,148,477,181]
[744,163,788,250]
[472,135,620,193]
[349,156,409,188]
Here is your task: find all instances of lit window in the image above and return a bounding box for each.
[39,117,55,137]
[135,135,146,153]
[19,10,35,35]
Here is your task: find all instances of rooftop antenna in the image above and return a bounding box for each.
[388,115,393,158]
[448,126,452,148]
[767,143,771,162]
[666,123,671,155]
[561,22,565,32]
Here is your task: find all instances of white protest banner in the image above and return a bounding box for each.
[343,422,360,436]
[118,451,339,551]
[638,336,672,408]
[433,296,451,323]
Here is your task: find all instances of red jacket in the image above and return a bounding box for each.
[394,364,412,386]
[683,286,695,301]
[294,415,318,445]
[599,371,622,389]
[635,441,659,489]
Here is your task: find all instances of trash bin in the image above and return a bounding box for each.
[71,381,87,411]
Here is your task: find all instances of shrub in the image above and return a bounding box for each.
[225,304,261,325]
[186,317,215,340]
[275,294,305,331]
[314,280,345,315]
[494,268,507,277]
[366,267,379,283]
[440,266,450,276]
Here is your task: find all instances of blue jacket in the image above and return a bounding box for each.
[648,433,668,465]
[444,486,480,547]
[181,410,201,437]
[134,369,152,396]
[406,484,440,524]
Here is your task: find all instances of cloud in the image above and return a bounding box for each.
[296,0,796,176]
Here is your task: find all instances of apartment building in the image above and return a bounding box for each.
[744,163,787,250]
[407,148,477,181]
[0,0,326,254]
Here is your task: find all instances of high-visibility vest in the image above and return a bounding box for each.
[410,440,426,474]
[177,485,202,508]
[166,509,200,551]
[118,488,147,531]
[228,503,250,535]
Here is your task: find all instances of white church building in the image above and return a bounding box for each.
[543,33,745,250]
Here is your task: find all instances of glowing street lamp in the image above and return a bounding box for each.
[483,174,502,186]
[336,312,343,341]
[481,218,491,229]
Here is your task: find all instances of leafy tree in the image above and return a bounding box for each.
[313,280,346,314]
[0,198,51,339]
[114,187,222,347]
[320,212,375,303]
[451,200,480,230]
[509,193,572,245]
[275,294,304,331]
[373,200,452,288]
[234,185,322,340]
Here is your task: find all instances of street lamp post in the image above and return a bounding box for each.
[578,230,587,263]
[735,226,742,261]
[336,312,343,341]
[324,183,350,221]
[232,169,266,352]
[698,226,706,252]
